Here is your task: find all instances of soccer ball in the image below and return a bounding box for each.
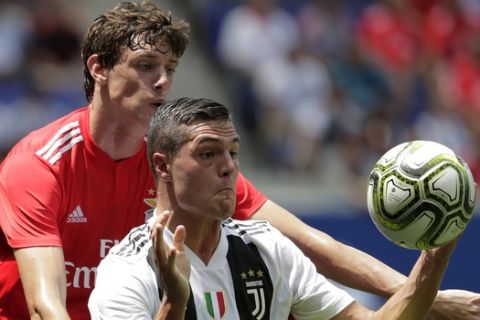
[367,140,476,250]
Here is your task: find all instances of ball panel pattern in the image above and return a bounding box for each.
[367,140,477,250]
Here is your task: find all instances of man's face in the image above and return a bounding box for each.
[105,42,178,126]
[170,119,240,221]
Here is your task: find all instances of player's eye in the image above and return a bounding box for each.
[166,66,176,76]
[137,62,154,71]
[200,151,215,159]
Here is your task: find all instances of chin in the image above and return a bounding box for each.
[145,108,157,120]
[220,205,235,220]
[212,196,235,219]
[222,211,235,220]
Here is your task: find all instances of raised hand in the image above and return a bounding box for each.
[425,239,480,320]
[151,211,191,319]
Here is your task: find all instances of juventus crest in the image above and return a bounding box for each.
[226,235,273,320]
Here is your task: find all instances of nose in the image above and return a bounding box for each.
[220,152,238,177]
[153,68,171,90]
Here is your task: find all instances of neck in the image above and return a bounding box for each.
[88,101,147,160]
[159,206,222,265]
[184,220,221,265]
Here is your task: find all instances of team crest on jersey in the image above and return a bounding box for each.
[204,291,226,319]
[144,188,157,221]
[242,269,267,319]
[144,198,156,208]
[226,235,273,320]
[144,188,156,207]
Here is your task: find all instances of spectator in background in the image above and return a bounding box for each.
[295,0,353,63]
[427,30,480,183]
[0,0,32,158]
[216,0,299,78]
[252,46,332,172]
[356,0,419,77]
[411,99,475,157]
[0,0,85,160]
[416,0,468,59]
[215,0,300,145]
[209,0,480,196]
[0,0,30,84]
[24,0,85,109]
[355,0,420,131]
[327,42,395,186]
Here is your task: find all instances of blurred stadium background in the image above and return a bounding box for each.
[0,0,478,308]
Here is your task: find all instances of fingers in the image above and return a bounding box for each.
[167,247,178,270]
[152,224,166,270]
[151,211,187,272]
[172,225,186,252]
[163,228,188,279]
[151,211,172,269]
[157,210,171,229]
[151,210,171,244]
[164,226,186,270]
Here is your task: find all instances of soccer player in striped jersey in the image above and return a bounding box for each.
[0,1,478,319]
[89,97,458,319]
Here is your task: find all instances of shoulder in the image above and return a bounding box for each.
[91,251,159,318]
[91,223,159,316]
[0,108,88,194]
[108,223,152,261]
[222,218,289,252]
[2,107,88,168]
[222,218,315,264]
[222,218,273,237]
[29,108,87,166]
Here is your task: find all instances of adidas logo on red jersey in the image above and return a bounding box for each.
[67,205,87,223]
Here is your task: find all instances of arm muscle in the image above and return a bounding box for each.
[14,246,70,319]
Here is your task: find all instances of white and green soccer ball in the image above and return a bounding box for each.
[367,140,476,250]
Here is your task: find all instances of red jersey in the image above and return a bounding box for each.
[0,107,267,319]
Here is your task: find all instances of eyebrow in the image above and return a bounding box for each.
[194,136,240,146]
[134,52,179,63]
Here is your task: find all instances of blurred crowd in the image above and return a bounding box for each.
[1,0,480,190]
[191,0,480,186]
[0,0,86,158]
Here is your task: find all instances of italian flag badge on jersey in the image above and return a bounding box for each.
[204,291,226,319]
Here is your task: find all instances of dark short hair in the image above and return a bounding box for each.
[81,1,190,102]
[147,97,232,182]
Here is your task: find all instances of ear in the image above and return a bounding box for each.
[152,152,172,182]
[86,54,108,84]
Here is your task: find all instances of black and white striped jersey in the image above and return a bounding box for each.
[89,216,354,319]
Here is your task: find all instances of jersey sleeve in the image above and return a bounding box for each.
[0,153,63,248]
[233,172,268,220]
[273,228,355,319]
[89,254,160,319]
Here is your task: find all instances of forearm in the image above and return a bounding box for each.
[253,200,478,319]
[27,302,70,320]
[14,247,70,320]
[305,229,406,297]
[314,233,479,320]
[253,200,406,297]
[374,244,454,320]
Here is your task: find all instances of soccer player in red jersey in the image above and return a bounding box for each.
[0,1,478,319]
